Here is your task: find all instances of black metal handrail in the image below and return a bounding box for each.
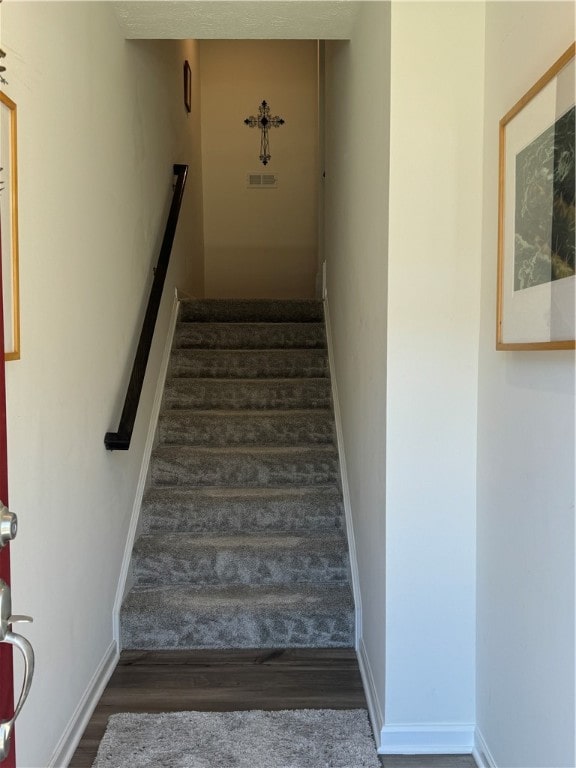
[105,163,188,451]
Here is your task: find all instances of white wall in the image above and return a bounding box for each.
[324,0,391,745]
[384,2,484,751]
[325,1,484,753]
[0,4,202,766]
[200,39,318,299]
[476,4,575,767]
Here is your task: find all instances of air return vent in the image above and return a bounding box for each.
[247,173,278,189]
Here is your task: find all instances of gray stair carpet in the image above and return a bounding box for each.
[121,298,354,650]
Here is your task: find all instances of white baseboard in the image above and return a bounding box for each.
[357,637,384,752]
[48,641,118,768]
[112,289,180,643]
[473,727,497,768]
[379,723,475,755]
[323,293,362,648]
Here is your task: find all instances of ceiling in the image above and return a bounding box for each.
[113,1,360,39]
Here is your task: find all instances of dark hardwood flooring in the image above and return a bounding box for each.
[69,649,476,768]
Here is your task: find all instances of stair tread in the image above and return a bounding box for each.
[144,484,340,496]
[159,408,332,417]
[124,582,353,607]
[166,377,331,383]
[177,321,324,327]
[121,584,354,649]
[169,350,329,380]
[140,491,344,534]
[163,379,332,411]
[134,532,347,549]
[132,531,350,588]
[179,299,324,324]
[151,445,340,488]
[153,445,338,456]
[157,409,336,447]
[174,322,326,350]
[171,349,328,355]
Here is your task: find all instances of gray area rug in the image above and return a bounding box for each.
[92,709,380,767]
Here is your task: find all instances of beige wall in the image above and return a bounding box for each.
[384,0,483,743]
[0,5,201,766]
[476,3,575,766]
[182,39,206,297]
[324,0,391,744]
[325,0,483,752]
[199,39,318,298]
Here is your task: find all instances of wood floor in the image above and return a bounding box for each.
[69,649,476,768]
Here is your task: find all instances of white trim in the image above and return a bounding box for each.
[112,290,180,643]
[48,640,118,768]
[357,637,384,752]
[379,723,475,755]
[323,293,362,647]
[474,727,497,768]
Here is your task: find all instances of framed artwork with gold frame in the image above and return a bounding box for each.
[0,90,19,361]
[497,43,575,351]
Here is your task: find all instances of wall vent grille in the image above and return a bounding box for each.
[247,173,278,189]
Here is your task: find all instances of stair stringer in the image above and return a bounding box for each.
[322,293,363,648]
[112,289,181,644]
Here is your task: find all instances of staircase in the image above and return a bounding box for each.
[121,299,355,650]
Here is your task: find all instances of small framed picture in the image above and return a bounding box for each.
[183,60,191,114]
[497,43,575,350]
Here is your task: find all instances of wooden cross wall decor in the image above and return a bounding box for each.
[244,100,285,166]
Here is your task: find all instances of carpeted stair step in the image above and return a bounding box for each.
[140,486,345,535]
[170,349,329,379]
[157,410,335,447]
[131,532,350,587]
[151,446,340,487]
[121,583,354,649]
[162,378,333,411]
[174,322,326,350]
[179,299,324,324]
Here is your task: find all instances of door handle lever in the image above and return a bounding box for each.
[0,630,35,762]
[0,580,35,763]
[7,615,32,625]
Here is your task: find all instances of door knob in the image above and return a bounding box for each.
[0,504,17,548]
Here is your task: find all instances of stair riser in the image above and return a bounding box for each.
[163,380,333,411]
[179,299,324,324]
[158,412,335,447]
[121,607,354,650]
[151,452,340,487]
[170,350,329,379]
[174,323,326,350]
[132,546,349,587]
[141,490,344,535]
